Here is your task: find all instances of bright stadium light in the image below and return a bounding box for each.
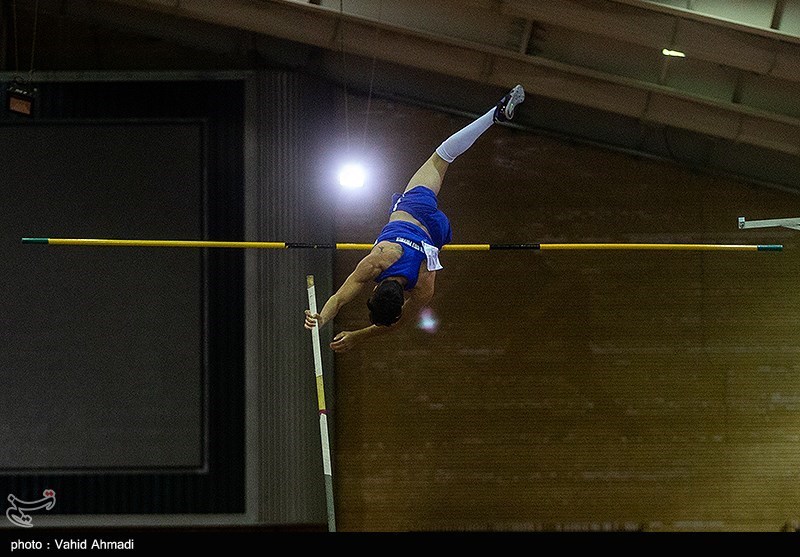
[338,163,366,189]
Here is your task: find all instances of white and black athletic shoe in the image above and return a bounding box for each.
[494,84,525,123]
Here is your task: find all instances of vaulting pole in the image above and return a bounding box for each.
[306,275,336,533]
[21,238,783,251]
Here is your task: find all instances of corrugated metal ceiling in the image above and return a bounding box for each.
[81,0,800,191]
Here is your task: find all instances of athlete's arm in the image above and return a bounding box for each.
[304,250,389,330]
[329,270,436,353]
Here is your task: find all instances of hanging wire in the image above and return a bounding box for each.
[9,0,39,82]
[361,54,377,151]
[361,1,381,152]
[338,0,381,158]
[339,0,350,151]
[28,0,39,82]
[12,0,20,73]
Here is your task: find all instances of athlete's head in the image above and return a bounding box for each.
[367,279,404,326]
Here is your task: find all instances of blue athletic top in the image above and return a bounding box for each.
[374,221,430,290]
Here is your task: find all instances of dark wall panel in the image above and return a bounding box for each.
[251,71,337,525]
[1,123,203,470]
[0,80,245,514]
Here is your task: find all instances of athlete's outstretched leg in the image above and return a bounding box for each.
[405,84,525,195]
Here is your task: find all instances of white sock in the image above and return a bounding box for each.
[435,108,495,163]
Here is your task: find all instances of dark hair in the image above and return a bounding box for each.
[367,279,404,326]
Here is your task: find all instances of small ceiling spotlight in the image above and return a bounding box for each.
[662,48,686,58]
[6,78,37,116]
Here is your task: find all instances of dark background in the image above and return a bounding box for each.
[0,81,245,513]
[1,122,203,470]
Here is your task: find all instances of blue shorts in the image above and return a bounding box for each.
[389,186,452,249]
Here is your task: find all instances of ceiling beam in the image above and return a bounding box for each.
[610,0,800,44]
[503,0,800,82]
[98,0,800,156]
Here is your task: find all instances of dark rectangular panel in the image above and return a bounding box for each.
[0,122,203,470]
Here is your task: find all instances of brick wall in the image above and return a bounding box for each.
[332,97,800,531]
